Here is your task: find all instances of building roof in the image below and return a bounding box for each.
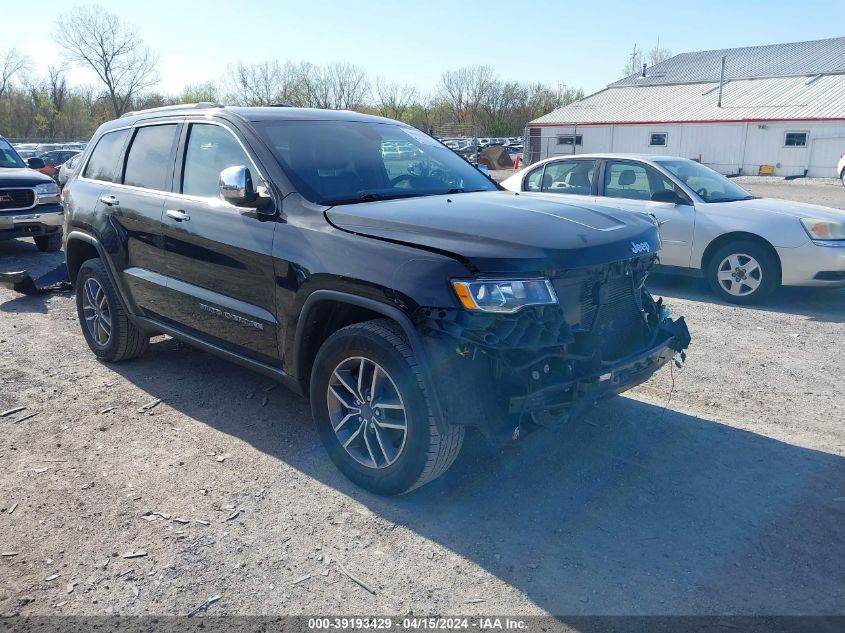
[530,37,845,127]
[612,37,845,87]
[529,74,845,126]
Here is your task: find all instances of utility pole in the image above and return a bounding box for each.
[630,44,639,75]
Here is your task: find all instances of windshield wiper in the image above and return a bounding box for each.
[319,191,427,206]
[709,195,756,203]
[444,188,490,194]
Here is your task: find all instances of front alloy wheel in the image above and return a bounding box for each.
[310,319,464,495]
[327,357,407,469]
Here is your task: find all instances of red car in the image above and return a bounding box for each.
[37,149,81,179]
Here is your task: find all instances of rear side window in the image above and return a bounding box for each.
[541,160,595,195]
[604,161,675,201]
[123,124,178,191]
[181,124,257,198]
[83,129,129,182]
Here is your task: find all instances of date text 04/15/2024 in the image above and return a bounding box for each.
[307,617,528,630]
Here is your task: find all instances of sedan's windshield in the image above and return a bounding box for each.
[255,120,497,205]
[657,159,753,203]
[0,139,26,169]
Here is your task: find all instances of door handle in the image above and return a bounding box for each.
[99,194,119,206]
[166,209,191,222]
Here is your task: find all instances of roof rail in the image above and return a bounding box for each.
[120,102,224,119]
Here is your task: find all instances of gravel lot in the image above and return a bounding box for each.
[1,178,844,620]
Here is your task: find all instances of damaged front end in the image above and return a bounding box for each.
[417,254,691,443]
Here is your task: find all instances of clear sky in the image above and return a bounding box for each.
[4,0,844,97]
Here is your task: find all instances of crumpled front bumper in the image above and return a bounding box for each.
[509,316,691,417]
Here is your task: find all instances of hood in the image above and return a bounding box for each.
[325,191,661,273]
[0,167,55,187]
[710,197,845,222]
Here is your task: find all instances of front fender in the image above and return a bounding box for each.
[291,289,448,434]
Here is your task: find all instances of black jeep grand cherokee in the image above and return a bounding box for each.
[63,104,690,495]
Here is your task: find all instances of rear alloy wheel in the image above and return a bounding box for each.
[707,241,779,304]
[310,319,464,495]
[75,259,149,362]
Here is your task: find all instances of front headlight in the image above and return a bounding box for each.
[801,218,845,241]
[451,278,558,313]
[35,182,59,195]
[34,182,60,204]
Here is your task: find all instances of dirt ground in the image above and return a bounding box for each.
[1,178,844,619]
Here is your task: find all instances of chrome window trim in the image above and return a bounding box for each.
[121,120,182,192]
[76,118,270,211]
[177,118,268,200]
[77,125,133,185]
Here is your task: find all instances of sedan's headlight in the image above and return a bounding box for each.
[801,218,845,241]
[34,182,60,203]
[451,278,558,313]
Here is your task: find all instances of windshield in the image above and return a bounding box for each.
[0,139,26,169]
[255,120,497,205]
[657,159,753,203]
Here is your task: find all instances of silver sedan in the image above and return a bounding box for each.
[502,154,845,304]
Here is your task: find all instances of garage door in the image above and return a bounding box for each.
[808,138,845,178]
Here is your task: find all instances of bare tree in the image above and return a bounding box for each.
[54,5,159,116]
[180,80,220,104]
[373,77,417,120]
[622,41,672,77]
[47,65,69,113]
[646,44,672,67]
[325,62,369,110]
[292,62,332,109]
[438,65,496,128]
[225,61,298,106]
[0,48,31,100]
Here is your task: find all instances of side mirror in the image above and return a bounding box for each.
[27,157,45,169]
[650,189,686,205]
[219,165,257,206]
[476,164,490,177]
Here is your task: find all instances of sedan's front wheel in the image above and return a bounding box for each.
[706,241,779,304]
[310,319,464,495]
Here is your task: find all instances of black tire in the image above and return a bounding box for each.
[310,318,464,495]
[75,259,149,362]
[34,232,62,252]
[706,240,779,305]
[840,169,845,188]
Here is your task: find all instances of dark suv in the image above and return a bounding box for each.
[0,136,64,251]
[63,104,690,495]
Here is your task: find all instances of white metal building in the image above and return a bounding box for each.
[526,37,845,177]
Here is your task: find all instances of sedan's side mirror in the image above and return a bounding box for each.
[477,164,490,176]
[650,189,687,205]
[27,157,45,169]
[219,165,257,206]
